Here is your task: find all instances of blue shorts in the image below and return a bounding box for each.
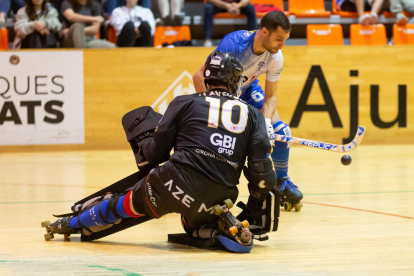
[239,80,264,110]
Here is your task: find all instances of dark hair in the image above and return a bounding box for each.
[26,0,48,21]
[259,11,291,33]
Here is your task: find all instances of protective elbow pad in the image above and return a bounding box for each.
[243,158,277,199]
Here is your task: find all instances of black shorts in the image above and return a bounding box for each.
[131,161,239,227]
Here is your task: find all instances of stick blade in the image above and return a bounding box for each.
[340,126,365,152]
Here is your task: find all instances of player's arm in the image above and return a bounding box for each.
[193,64,206,93]
[262,80,280,121]
[260,80,280,135]
[261,53,284,134]
[238,0,250,8]
[141,98,181,164]
[208,0,231,9]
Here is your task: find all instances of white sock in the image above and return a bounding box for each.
[171,0,182,17]
[158,0,170,18]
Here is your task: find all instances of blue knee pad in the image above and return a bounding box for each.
[239,80,264,110]
[271,120,291,179]
[69,195,130,228]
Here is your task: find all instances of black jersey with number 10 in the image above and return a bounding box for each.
[143,88,271,187]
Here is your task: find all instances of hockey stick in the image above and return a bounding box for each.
[270,126,365,153]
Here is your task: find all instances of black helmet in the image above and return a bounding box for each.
[204,51,244,97]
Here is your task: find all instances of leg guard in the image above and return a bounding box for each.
[172,200,253,253]
[237,187,280,241]
[48,171,151,241]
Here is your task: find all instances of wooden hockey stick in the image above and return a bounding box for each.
[270,126,365,153]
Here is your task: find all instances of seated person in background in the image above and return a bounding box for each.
[110,0,154,47]
[61,0,115,48]
[13,0,62,48]
[336,0,389,25]
[390,0,414,24]
[204,0,257,47]
[105,0,151,20]
[0,0,26,26]
[157,0,183,26]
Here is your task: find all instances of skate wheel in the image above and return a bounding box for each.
[223,199,233,209]
[41,221,50,228]
[284,202,293,211]
[241,220,249,228]
[44,233,54,241]
[294,203,303,211]
[240,231,252,244]
[229,226,238,235]
[212,204,223,216]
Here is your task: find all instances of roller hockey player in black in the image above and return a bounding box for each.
[42,52,280,253]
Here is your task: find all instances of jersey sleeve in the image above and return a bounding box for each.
[214,33,239,54]
[246,110,272,160]
[142,97,182,164]
[266,51,284,82]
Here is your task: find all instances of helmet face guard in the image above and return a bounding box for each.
[204,51,244,97]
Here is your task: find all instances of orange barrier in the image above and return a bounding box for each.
[350,24,387,45]
[108,26,117,44]
[289,0,331,17]
[153,26,191,47]
[307,24,343,46]
[0,28,8,50]
[393,23,414,45]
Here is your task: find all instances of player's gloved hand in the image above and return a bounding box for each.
[265,118,274,138]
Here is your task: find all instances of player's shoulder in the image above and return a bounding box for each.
[218,30,256,51]
[225,30,255,40]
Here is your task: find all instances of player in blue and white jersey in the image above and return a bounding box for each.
[193,11,304,214]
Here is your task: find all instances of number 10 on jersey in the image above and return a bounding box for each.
[205,97,249,134]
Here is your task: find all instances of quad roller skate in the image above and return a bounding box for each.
[41,216,80,241]
[212,199,253,252]
[278,176,303,212]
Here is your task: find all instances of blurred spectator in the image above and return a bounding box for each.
[13,0,62,48]
[157,0,183,26]
[390,0,414,24]
[61,0,115,48]
[336,0,389,25]
[1,0,26,23]
[105,0,150,20]
[204,0,257,47]
[110,0,154,47]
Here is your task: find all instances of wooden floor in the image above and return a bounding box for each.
[1,144,414,275]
